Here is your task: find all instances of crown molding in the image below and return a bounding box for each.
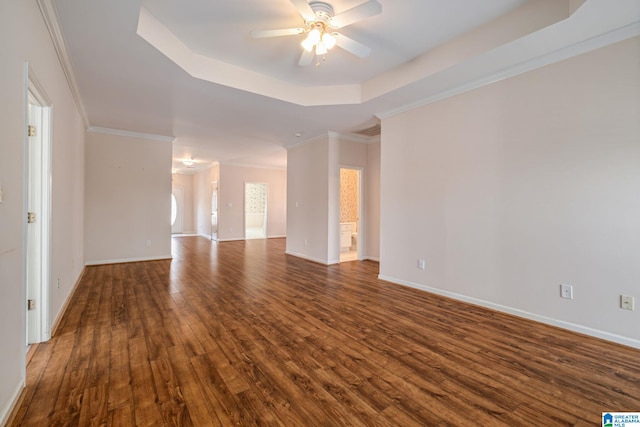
[88,126,176,143]
[378,22,640,120]
[37,0,89,128]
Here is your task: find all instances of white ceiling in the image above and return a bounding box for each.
[50,0,640,173]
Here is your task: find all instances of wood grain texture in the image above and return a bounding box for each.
[9,237,640,426]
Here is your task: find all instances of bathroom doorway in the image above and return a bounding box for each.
[245,182,268,239]
[339,167,362,263]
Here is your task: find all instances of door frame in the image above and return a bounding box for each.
[339,166,364,262]
[244,182,268,240]
[24,63,52,345]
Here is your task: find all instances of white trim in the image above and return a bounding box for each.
[220,161,286,171]
[377,23,640,120]
[36,0,89,128]
[88,127,175,143]
[0,380,25,427]
[285,131,377,151]
[365,256,380,262]
[171,233,199,237]
[267,235,287,239]
[378,274,640,350]
[84,255,172,266]
[197,233,213,239]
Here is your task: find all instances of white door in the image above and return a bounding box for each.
[171,186,184,234]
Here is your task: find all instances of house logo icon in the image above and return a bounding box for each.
[603,413,613,427]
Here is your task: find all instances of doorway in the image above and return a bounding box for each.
[339,167,362,263]
[25,74,52,344]
[244,182,267,240]
[171,186,184,234]
[211,181,218,241]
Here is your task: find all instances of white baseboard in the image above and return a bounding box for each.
[365,256,380,262]
[85,255,172,266]
[218,238,245,242]
[0,380,25,427]
[378,274,640,350]
[285,250,331,265]
[50,267,85,336]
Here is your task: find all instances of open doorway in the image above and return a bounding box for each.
[245,182,267,239]
[211,181,218,241]
[171,186,184,234]
[339,167,362,263]
[25,71,52,344]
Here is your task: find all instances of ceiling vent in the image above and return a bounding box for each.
[353,123,381,137]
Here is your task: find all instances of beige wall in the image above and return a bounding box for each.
[365,141,381,261]
[217,164,287,241]
[380,37,640,346]
[0,0,86,421]
[84,131,172,263]
[287,137,331,262]
[172,173,195,233]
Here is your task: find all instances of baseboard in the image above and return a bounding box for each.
[218,238,245,242]
[171,233,199,237]
[50,267,86,337]
[285,250,331,265]
[0,380,25,427]
[378,274,640,350]
[365,256,380,262]
[267,235,286,239]
[84,255,172,266]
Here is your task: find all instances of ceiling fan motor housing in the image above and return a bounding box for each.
[309,1,335,25]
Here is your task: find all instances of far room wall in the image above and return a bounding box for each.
[217,164,287,241]
[84,131,172,264]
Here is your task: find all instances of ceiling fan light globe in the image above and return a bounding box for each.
[307,28,321,44]
[301,38,315,52]
[316,41,328,56]
[322,32,336,50]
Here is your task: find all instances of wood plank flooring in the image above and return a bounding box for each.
[9,237,640,426]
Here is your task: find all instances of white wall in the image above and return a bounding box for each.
[84,131,172,264]
[380,37,640,347]
[365,141,381,261]
[0,0,85,422]
[217,164,287,241]
[286,137,331,263]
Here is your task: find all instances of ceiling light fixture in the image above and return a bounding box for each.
[182,157,194,167]
[301,21,336,59]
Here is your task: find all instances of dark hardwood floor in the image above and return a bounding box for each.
[8,237,640,426]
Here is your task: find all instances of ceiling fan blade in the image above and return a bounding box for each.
[334,33,371,58]
[298,49,315,66]
[330,0,381,28]
[290,0,316,22]
[251,28,305,38]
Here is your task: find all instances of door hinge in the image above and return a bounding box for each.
[28,125,36,137]
[27,299,36,310]
[27,212,36,223]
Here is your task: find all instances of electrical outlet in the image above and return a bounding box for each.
[146,240,151,247]
[417,259,426,270]
[560,284,573,299]
[621,295,635,310]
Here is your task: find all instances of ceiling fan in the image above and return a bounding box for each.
[250,0,382,66]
